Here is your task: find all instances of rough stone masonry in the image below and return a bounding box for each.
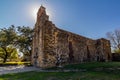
[31,6,111,68]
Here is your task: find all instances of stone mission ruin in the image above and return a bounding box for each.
[31,6,111,68]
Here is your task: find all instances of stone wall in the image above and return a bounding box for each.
[31,6,111,68]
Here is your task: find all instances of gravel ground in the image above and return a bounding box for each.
[0,65,39,75]
[0,66,86,75]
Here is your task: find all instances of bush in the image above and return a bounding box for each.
[112,53,120,61]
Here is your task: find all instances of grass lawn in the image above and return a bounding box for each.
[47,62,120,70]
[0,62,120,80]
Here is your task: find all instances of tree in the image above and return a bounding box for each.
[17,26,33,61]
[106,29,120,53]
[0,46,18,62]
[0,25,33,62]
[0,25,18,62]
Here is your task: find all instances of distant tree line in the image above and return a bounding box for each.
[0,25,33,63]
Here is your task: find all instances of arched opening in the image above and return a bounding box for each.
[34,48,38,66]
[69,41,74,63]
[107,53,111,61]
[87,46,90,61]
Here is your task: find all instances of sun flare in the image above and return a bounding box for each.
[30,4,53,22]
[31,6,39,20]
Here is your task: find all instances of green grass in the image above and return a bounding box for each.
[0,62,120,80]
[64,62,120,69]
[0,71,120,80]
[46,62,120,70]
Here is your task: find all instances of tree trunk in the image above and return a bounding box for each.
[2,47,8,63]
[3,55,7,63]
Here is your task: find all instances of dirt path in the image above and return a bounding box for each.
[0,65,39,75]
[0,66,87,75]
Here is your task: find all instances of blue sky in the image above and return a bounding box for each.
[0,0,120,39]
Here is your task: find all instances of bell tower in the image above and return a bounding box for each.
[32,6,49,68]
[36,5,49,25]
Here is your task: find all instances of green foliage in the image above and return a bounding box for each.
[7,46,18,59]
[0,25,18,62]
[0,46,18,62]
[113,49,120,53]
[17,26,33,61]
[0,25,17,47]
[0,25,33,62]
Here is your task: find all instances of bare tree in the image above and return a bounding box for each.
[106,29,120,51]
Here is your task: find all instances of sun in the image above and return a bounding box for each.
[30,4,53,22]
[31,6,39,20]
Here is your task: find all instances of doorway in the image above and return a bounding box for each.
[69,41,74,63]
[34,48,38,66]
